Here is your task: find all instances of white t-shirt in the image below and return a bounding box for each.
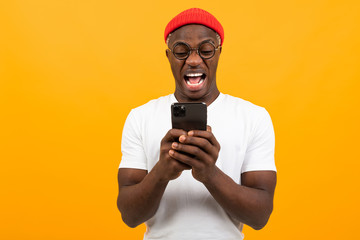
[119,93,276,240]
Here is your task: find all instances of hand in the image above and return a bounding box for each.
[156,129,192,182]
[169,126,221,183]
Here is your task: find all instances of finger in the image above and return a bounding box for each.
[178,135,218,157]
[162,129,188,143]
[168,150,192,170]
[187,129,220,150]
[207,125,212,132]
[169,149,201,169]
[172,142,209,162]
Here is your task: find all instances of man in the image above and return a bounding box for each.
[117,8,276,240]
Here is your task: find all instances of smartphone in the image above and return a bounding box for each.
[171,102,207,132]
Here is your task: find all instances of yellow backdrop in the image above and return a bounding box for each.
[1,0,359,239]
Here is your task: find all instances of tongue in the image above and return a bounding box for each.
[188,77,201,84]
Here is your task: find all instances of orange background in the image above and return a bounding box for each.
[1,0,359,239]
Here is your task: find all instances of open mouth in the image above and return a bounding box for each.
[184,73,206,87]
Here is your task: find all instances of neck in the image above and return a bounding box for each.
[174,89,220,106]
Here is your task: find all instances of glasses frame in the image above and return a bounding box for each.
[168,40,221,60]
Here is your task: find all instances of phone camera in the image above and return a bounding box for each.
[173,105,186,117]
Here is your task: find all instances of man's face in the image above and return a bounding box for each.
[166,24,221,103]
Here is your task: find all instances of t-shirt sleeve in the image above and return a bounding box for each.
[241,108,276,173]
[119,109,148,170]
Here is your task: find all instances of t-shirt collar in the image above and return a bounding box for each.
[170,93,223,110]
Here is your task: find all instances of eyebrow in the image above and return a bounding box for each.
[171,39,216,48]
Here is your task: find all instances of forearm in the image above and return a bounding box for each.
[117,166,169,228]
[203,167,274,230]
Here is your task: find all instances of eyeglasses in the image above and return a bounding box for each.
[168,40,221,60]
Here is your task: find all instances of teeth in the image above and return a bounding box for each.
[186,73,203,77]
[186,79,204,86]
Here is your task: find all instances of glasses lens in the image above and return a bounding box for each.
[199,42,215,59]
[173,43,189,59]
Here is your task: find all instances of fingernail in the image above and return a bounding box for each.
[172,142,178,148]
[179,135,186,142]
[188,131,194,136]
[169,150,174,155]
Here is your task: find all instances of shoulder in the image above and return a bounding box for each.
[219,93,269,119]
[123,94,173,134]
[130,94,173,117]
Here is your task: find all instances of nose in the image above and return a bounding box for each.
[185,50,202,66]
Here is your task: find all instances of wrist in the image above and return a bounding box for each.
[150,161,172,185]
[202,166,222,187]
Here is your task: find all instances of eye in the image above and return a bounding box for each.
[199,42,215,57]
[200,50,213,56]
[174,53,188,58]
[173,43,189,59]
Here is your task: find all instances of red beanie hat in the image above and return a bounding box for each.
[164,8,224,46]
